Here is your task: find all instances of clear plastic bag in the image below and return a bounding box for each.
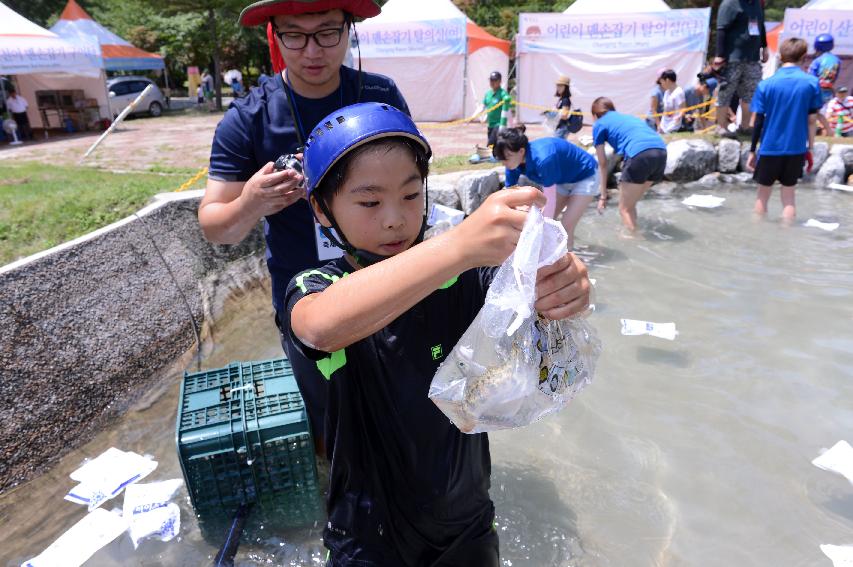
[429,206,601,433]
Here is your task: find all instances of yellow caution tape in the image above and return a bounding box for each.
[419,99,507,129]
[175,167,209,192]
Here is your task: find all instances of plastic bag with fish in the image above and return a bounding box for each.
[429,205,601,433]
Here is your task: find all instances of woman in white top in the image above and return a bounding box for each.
[658,69,686,134]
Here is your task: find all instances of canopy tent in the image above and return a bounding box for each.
[0,1,102,77]
[0,1,108,131]
[354,0,467,121]
[51,0,164,71]
[564,0,671,14]
[464,20,511,118]
[515,3,711,123]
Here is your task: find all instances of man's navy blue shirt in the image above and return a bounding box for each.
[208,66,410,315]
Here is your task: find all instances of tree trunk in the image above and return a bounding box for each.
[208,7,223,111]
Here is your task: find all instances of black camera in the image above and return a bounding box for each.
[273,153,305,188]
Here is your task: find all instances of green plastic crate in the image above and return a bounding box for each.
[176,358,321,529]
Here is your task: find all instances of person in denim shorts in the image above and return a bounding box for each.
[714,0,768,136]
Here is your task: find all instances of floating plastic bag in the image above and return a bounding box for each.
[123,479,184,548]
[65,447,158,511]
[429,206,601,433]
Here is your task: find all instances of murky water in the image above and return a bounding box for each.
[3,185,853,567]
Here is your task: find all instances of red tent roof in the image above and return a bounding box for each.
[467,20,510,55]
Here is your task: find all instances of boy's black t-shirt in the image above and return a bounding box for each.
[284,257,498,564]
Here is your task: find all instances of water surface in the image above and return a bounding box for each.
[2,186,852,566]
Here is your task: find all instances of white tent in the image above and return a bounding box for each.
[782,0,853,55]
[354,0,467,121]
[0,2,108,131]
[516,3,711,123]
[564,0,670,14]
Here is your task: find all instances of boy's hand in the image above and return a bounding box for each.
[746,151,757,172]
[453,187,546,268]
[534,253,591,320]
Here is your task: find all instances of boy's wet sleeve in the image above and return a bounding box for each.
[283,269,341,361]
[592,122,606,147]
[750,83,764,114]
[505,167,520,188]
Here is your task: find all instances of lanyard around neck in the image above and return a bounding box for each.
[283,69,344,149]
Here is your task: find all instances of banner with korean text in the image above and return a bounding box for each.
[516,9,711,123]
[782,9,853,56]
[356,16,466,121]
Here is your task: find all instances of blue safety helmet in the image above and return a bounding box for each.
[815,33,834,53]
[303,102,431,199]
[302,102,432,266]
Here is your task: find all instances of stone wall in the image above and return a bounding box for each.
[0,191,265,492]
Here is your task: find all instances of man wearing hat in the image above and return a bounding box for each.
[479,70,511,147]
[825,86,852,137]
[198,0,409,448]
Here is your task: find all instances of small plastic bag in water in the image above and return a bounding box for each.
[429,206,601,433]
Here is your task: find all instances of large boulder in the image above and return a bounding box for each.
[829,144,853,174]
[716,139,741,173]
[665,139,716,182]
[455,170,501,215]
[811,141,830,173]
[587,144,618,175]
[815,154,847,187]
[427,178,461,210]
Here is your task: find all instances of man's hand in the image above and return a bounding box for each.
[453,187,546,268]
[747,151,758,172]
[712,56,726,70]
[534,253,591,320]
[242,161,305,217]
[760,47,769,64]
[805,149,814,173]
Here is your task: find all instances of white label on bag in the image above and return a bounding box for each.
[315,220,344,261]
[620,319,678,341]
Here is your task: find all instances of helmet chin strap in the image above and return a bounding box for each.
[314,179,430,268]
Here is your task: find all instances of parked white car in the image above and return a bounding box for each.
[106,76,166,118]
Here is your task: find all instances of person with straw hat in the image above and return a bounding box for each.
[198,0,409,450]
[553,74,581,139]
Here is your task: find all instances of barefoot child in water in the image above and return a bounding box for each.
[285,102,591,566]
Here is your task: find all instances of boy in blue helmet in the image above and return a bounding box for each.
[808,33,841,135]
[284,102,591,566]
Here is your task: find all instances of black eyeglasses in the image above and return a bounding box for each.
[273,23,347,50]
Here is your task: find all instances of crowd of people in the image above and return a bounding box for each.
[195,0,849,565]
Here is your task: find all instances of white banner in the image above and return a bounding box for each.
[0,35,102,77]
[518,8,710,54]
[782,9,853,56]
[356,19,466,58]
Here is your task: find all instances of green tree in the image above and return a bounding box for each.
[6,0,66,26]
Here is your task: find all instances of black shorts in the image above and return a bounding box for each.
[621,148,667,184]
[487,126,499,146]
[753,153,805,187]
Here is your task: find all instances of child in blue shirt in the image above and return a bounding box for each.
[748,38,822,222]
[808,33,841,136]
[493,126,598,248]
[590,97,667,234]
[286,102,591,566]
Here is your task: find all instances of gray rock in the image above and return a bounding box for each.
[587,144,618,175]
[732,171,755,185]
[829,144,853,173]
[665,139,716,182]
[716,139,741,173]
[455,170,501,214]
[516,174,542,189]
[739,142,752,172]
[427,178,461,210]
[811,141,830,172]
[816,154,847,187]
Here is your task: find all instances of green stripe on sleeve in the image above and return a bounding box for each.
[316,349,346,381]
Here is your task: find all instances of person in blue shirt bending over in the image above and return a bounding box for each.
[808,33,841,136]
[493,125,599,248]
[590,97,667,234]
[747,37,822,223]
